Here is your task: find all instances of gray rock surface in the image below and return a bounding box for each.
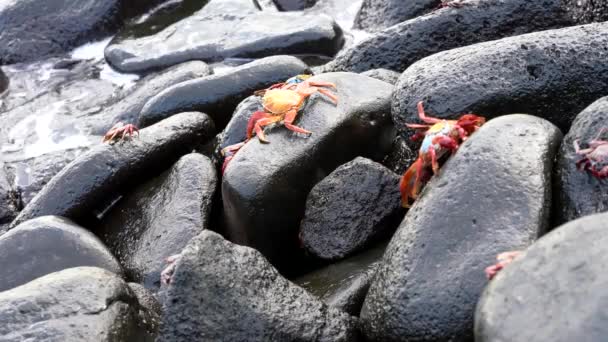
[360,68,401,85]
[354,0,439,31]
[361,115,562,341]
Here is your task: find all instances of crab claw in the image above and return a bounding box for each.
[485,250,523,280]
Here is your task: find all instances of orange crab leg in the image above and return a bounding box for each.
[247,111,273,139]
[253,115,283,143]
[400,158,421,208]
[284,108,312,136]
[417,101,442,124]
[429,146,439,174]
[306,81,337,89]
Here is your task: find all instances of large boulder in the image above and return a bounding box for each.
[322,0,588,73]
[354,0,438,32]
[360,115,562,341]
[87,60,212,135]
[554,96,608,225]
[158,230,359,342]
[105,0,342,73]
[475,211,608,342]
[296,243,386,316]
[222,72,394,271]
[0,216,122,292]
[392,22,608,134]
[12,112,215,227]
[300,157,403,261]
[0,0,160,64]
[0,267,156,341]
[138,56,309,128]
[98,153,217,289]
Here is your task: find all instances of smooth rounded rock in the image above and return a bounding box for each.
[323,0,582,73]
[0,216,122,292]
[158,230,359,342]
[361,115,562,341]
[98,153,217,289]
[475,211,608,342]
[360,68,400,85]
[138,56,309,128]
[354,0,438,32]
[300,157,403,261]
[392,22,608,134]
[105,0,342,73]
[554,96,608,225]
[87,60,212,135]
[12,112,215,227]
[222,72,394,271]
[0,267,155,341]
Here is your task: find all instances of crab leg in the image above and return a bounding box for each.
[306,81,337,89]
[247,111,273,139]
[284,108,312,136]
[417,101,442,124]
[253,115,283,143]
[429,146,439,174]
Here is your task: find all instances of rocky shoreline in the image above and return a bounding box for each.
[2,0,608,341]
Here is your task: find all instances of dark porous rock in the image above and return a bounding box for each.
[563,0,608,23]
[98,153,216,289]
[360,68,401,85]
[0,267,155,341]
[355,0,439,32]
[554,96,608,225]
[159,230,359,342]
[300,157,403,261]
[0,216,122,292]
[381,135,417,175]
[0,0,159,65]
[0,165,20,225]
[392,22,608,135]
[12,112,215,227]
[475,211,608,342]
[139,56,308,128]
[105,0,342,73]
[0,67,7,93]
[296,243,386,316]
[360,115,562,342]
[273,0,317,11]
[128,283,162,336]
[222,72,393,271]
[323,0,580,73]
[88,61,212,135]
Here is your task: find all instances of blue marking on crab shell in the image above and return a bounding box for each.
[286,75,309,84]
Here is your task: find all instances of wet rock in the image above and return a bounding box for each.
[0,165,19,225]
[0,67,7,93]
[323,0,579,73]
[87,61,212,135]
[159,230,359,342]
[0,0,159,64]
[273,0,317,11]
[128,283,162,336]
[355,0,439,32]
[392,22,608,134]
[554,96,608,225]
[475,211,608,342]
[0,267,155,341]
[360,115,562,341]
[381,135,417,175]
[98,153,217,289]
[0,216,122,292]
[563,0,608,23]
[138,56,308,128]
[300,157,403,261]
[217,95,264,152]
[222,72,393,271]
[105,0,342,73]
[12,112,215,227]
[296,243,386,316]
[360,68,400,85]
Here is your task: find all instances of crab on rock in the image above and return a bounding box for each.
[399,101,485,208]
[574,128,608,178]
[102,122,139,143]
[220,75,338,173]
[485,250,522,280]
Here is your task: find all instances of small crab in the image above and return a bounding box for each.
[436,0,465,9]
[400,101,485,207]
[485,250,522,280]
[220,75,338,173]
[160,254,182,286]
[574,128,608,178]
[102,122,139,143]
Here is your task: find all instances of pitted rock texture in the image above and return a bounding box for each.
[361,115,562,341]
[354,0,439,31]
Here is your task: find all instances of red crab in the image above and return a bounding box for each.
[574,128,608,178]
[485,250,522,280]
[436,0,465,9]
[220,75,338,173]
[399,101,485,208]
[102,122,139,143]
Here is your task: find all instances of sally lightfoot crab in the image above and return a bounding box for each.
[485,250,522,280]
[102,122,139,143]
[574,127,608,178]
[400,101,485,207]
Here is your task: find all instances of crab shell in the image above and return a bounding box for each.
[262,89,303,115]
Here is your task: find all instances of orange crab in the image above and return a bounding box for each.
[102,122,139,143]
[400,101,485,207]
[220,75,338,173]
